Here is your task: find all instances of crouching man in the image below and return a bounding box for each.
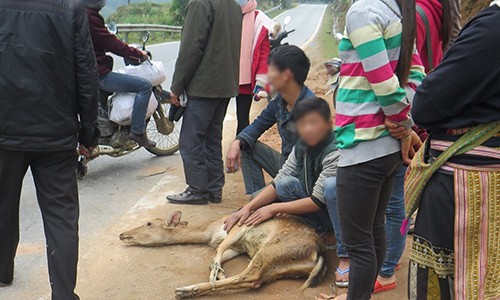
[224,98,339,237]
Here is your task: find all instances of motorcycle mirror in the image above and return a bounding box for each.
[107,22,118,35]
[335,33,344,40]
[284,16,292,26]
[143,31,150,44]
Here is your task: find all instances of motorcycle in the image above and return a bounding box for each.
[270,16,295,50]
[77,24,181,179]
[324,57,342,106]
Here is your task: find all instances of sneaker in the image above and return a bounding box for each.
[0,281,12,288]
[167,190,209,205]
[129,132,156,148]
[209,192,222,204]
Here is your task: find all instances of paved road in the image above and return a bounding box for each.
[1,4,326,299]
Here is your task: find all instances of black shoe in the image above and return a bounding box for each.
[0,281,12,287]
[167,190,209,205]
[129,132,156,148]
[209,193,222,204]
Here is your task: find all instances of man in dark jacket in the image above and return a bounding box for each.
[0,0,99,298]
[167,0,242,205]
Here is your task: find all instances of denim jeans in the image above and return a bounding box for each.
[274,176,333,235]
[99,72,152,135]
[324,177,348,258]
[241,141,286,194]
[379,165,408,278]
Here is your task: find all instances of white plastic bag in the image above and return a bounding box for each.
[109,93,158,125]
[120,61,166,86]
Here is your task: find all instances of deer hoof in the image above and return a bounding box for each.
[175,285,199,299]
[209,262,225,282]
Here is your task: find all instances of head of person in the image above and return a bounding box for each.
[86,0,106,10]
[292,97,333,147]
[268,45,311,93]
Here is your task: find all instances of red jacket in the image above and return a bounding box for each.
[239,11,271,95]
[86,8,144,76]
[416,0,444,72]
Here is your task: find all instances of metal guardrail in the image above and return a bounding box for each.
[116,4,281,42]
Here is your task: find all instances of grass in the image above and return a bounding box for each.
[316,5,339,60]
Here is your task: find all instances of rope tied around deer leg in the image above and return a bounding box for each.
[209,262,225,284]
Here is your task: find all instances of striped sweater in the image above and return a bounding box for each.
[335,0,425,166]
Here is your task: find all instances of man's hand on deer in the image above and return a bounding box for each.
[244,205,277,226]
[224,207,251,232]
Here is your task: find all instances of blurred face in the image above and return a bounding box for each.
[268,64,293,93]
[296,112,333,147]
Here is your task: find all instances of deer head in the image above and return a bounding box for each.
[119,211,189,246]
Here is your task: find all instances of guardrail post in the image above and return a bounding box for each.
[124,32,129,43]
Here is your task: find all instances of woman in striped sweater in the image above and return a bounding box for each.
[333,0,425,299]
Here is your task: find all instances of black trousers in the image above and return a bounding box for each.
[236,93,252,135]
[0,149,79,300]
[179,97,230,194]
[337,152,401,300]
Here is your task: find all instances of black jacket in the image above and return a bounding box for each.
[0,0,99,151]
[171,0,242,99]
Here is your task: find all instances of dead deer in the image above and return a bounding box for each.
[119,211,326,299]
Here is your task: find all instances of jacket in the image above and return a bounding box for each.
[171,0,242,99]
[86,8,144,76]
[239,11,271,95]
[237,86,316,158]
[0,0,99,151]
[274,132,339,208]
[416,0,444,72]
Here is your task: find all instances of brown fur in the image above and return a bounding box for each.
[120,211,326,299]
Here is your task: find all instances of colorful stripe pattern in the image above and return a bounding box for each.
[335,0,425,150]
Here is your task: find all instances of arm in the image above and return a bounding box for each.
[74,4,99,147]
[346,10,413,129]
[236,101,277,149]
[254,28,270,86]
[171,0,212,95]
[311,151,339,208]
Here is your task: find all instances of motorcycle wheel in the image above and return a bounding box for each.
[145,101,182,156]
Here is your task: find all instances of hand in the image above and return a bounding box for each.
[252,81,267,102]
[385,118,409,139]
[225,140,242,173]
[141,50,149,58]
[170,92,180,107]
[223,207,251,232]
[79,145,94,158]
[401,130,423,164]
[244,205,277,226]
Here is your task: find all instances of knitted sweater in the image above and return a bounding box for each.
[335,0,425,166]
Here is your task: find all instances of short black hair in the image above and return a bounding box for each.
[268,45,311,85]
[292,97,332,122]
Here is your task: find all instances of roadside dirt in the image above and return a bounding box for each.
[73,40,410,300]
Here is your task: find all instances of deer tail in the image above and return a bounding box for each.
[301,255,326,290]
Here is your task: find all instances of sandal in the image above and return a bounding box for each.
[373,280,397,294]
[335,267,349,288]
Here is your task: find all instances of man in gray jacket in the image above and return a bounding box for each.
[168,0,242,205]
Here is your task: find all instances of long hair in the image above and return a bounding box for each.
[395,0,416,87]
[440,0,453,50]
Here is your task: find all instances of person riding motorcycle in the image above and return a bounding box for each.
[86,0,156,148]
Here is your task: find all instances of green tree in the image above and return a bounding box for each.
[169,0,190,25]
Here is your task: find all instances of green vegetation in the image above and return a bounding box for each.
[316,2,349,60]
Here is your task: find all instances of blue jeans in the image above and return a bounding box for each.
[379,165,407,278]
[324,177,348,258]
[99,72,153,135]
[274,176,333,236]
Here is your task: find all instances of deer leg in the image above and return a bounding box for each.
[209,227,246,282]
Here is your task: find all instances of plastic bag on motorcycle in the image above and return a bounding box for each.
[109,93,158,125]
[120,61,166,86]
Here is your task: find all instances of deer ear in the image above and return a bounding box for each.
[167,211,182,227]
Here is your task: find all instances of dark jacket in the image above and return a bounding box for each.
[0,0,99,150]
[86,8,144,76]
[171,0,242,99]
[274,132,339,209]
[237,86,316,157]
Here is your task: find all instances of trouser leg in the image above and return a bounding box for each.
[30,150,80,300]
[337,153,401,300]
[240,141,285,194]
[206,98,230,194]
[0,149,29,284]
[236,94,252,135]
[324,177,348,257]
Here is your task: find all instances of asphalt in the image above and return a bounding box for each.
[0,4,327,299]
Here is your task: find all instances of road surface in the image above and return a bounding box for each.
[0,4,327,299]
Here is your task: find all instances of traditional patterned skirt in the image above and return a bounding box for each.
[409,140,500,300]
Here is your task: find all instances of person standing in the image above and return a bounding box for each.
[167,0,242,205]
[408,3,500,299]
[0,0,99,299]
[235,0,274,135]
[333,0,425,299]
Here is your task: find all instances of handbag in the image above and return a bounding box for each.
[402,121,500,234]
